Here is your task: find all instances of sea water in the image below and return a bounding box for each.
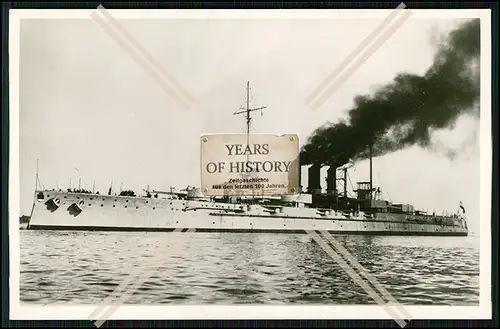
[19,229,480,305]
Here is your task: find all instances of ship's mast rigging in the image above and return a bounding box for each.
[233,81,267,143]
[35,159,39,191]
[30,159,40,217]
[231,81,267,203]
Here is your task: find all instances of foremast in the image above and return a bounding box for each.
[231,82,268,202]
[233,81,267,147]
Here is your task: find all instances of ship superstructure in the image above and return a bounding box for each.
[25,82,468,236]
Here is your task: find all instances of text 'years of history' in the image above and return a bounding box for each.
[200,133,299,196]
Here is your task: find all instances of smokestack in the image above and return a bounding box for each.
[300,165,309,194]
[298,165,302,193]
[326,166,337,196]
[369,143,373,200]
[307,164,321,195]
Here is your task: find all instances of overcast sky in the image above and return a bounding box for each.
[18,14,481,234]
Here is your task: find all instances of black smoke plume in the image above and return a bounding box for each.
[300,18,480,167]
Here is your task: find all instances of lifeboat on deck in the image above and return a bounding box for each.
[74,200,85,212]
[36,192,45,202]
[49,197,61,209]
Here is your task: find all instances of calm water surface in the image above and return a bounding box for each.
[20,230,480,305]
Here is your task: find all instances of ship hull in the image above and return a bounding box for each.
[27,191,468,237]
[27,225,467,236]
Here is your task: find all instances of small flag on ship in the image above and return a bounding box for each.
[459,201,466,214]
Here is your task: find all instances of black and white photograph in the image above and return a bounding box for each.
[9,6,492,324]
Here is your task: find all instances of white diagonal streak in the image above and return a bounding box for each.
[92,269,152,328]
[320,231,413,320]
[90,5,194,110]
[305,2,407,105]
[89,228,195,327]
[95,5,195,103]
[306,3,412,111]
[309,9,413,111]
[306,230,408,328]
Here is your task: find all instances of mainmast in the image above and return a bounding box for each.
[233,81,267,142]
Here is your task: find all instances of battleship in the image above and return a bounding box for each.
[26,83,468,236]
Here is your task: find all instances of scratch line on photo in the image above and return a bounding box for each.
[90,5,193,110]
[306,230,409,328]
[320,231,413,322]
[306,3,412,111]
[89,228,196,327]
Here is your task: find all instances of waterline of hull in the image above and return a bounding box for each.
[27,225,468,236]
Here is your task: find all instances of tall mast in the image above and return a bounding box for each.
[246,81,250,136]
[233,81,267,143]
[30,159,40,218]
[35,159,39,191]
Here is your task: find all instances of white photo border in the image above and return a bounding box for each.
[8,8,493,321]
